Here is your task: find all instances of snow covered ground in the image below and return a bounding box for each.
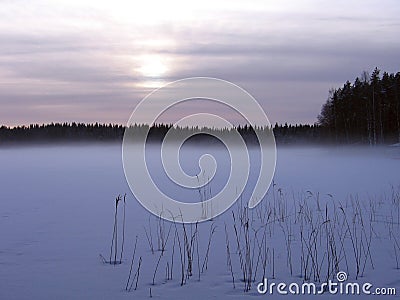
[0,144,399,299]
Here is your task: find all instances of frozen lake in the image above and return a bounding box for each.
[0,144,399,299]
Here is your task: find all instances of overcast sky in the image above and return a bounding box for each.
[1,0,399,126]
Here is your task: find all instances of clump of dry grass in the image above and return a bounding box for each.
[110,184,400,294]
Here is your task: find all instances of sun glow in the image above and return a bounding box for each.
[136,54,168,78]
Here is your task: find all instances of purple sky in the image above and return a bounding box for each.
[1,0,399,126]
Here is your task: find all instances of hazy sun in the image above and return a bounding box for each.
[137,55,168,78]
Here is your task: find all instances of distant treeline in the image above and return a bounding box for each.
[318,68,400,145]
[0,122,323,146]
[0,123,125,144]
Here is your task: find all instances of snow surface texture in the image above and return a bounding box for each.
[0,145,400,299]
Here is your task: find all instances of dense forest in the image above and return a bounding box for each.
[1,68,399,146]
[318,68,400,144]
